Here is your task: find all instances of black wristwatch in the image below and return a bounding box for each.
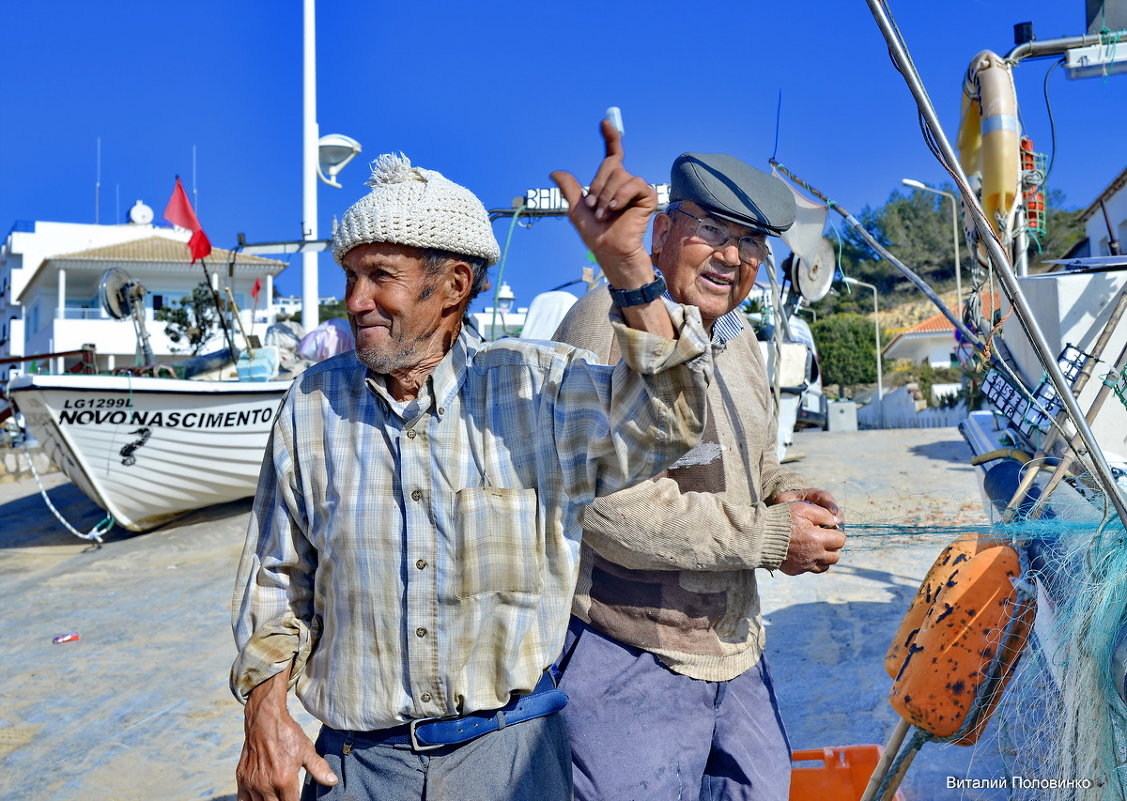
[607,275,667,308]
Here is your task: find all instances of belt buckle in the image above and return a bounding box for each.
[409,716,452,751]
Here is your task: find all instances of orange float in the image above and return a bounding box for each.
[885,534,1035,744]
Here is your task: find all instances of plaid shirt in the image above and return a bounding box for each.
[231,303,712,731]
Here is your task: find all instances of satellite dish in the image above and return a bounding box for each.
[98,268,155,363]
[128,200,154,225]
[791,237,836,302]
[99,268,140,319]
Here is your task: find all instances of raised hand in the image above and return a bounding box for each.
[550,119,658,290]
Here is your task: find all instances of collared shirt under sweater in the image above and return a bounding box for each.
[553,287,810,682]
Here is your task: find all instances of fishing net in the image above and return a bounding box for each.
[822,460,1127,799]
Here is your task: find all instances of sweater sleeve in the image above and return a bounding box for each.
[554,288,793,572]
[580,478,793,571]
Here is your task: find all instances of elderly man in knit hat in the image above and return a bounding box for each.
[552,147,846,801]
[230,128,714,801]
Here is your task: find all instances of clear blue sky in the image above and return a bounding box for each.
[3,1,1124,315]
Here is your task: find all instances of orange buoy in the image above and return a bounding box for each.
[883,536,979,679]
[886,534,1034,744]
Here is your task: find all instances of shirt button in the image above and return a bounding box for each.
[420,692,432,702]
[411,489,422,502]
[438,407,445,415]
[416,559,427,570]
[406,429,416,439]
[416,627,427,637]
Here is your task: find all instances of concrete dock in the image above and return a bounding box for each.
[0,428,1011,800]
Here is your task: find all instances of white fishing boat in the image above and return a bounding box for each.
[8,373,289,532]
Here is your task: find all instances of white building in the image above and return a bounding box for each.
[1078,166,1127,257]
[883,292,999,368]
[1,217,285,381]
[882,310,960,368]
[274,295,339,319]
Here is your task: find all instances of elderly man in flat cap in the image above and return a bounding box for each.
[230,130,714,801]
[552,146,846,801]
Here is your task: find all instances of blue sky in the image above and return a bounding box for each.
[3,1,1124,315]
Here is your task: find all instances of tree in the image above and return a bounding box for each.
[811,186,964,317]
[812,312,885,387]
[1028,188,1084,270]
[156,283,221,355]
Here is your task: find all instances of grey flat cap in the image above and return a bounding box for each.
[670,152,796,236]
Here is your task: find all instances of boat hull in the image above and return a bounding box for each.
[9,374,290,532]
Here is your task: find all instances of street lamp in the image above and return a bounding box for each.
[902,179,962,305]
[496,282,515,315]
[318,134,363,189]
[844,276,883,428]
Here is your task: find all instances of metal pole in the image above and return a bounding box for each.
[949,191,962,303]
[778,162,984,352]
[903,181,962,304]
[846,277,883,428]
[865,0,1127,527]
[1003,284,1127,520]
[301,0,320,332]
[1026,333,1127,519]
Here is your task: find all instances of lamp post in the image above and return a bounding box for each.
[902,179,962,305]
[844,276,883,428]
[302,1,362,332]
[302,0,319,332]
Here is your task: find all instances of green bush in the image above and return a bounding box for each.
[812,313,886,387]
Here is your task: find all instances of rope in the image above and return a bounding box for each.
[22,445,113,546]
[489,202,525,339]
[1101,26,1121,81]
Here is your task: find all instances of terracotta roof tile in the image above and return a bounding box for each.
[49,235,285,266]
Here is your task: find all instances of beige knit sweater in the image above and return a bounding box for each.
[553,288,810,681]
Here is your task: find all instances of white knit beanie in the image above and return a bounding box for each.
[331,153,501,267]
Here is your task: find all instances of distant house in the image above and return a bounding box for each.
[883,292,999,368]
[1077,166,1127,258]
[1,217,285,380]
[882,311,960,368]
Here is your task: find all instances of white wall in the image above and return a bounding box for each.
[885,334,957,368]
[1085,182,1127,256]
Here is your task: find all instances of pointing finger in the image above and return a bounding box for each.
[600,118,623,160]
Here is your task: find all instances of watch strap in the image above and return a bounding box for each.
[607,275,667,308]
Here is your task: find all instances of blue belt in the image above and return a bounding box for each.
[356,673,567,752]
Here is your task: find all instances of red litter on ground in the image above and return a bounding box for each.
[52,633,80,644]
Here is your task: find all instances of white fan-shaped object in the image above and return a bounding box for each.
[793,238,835,302]
[98,268,139,320]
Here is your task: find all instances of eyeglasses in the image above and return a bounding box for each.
[670,206,769,265]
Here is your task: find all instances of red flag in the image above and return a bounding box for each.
[163,177,212,263]
[251,277,263,301]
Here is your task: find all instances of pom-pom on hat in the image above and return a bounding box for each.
[331,153,501,266]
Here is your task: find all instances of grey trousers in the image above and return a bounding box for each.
[301,711,572,801]
[558,617,792,801]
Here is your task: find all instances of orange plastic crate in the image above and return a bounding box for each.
[790,745,906,801]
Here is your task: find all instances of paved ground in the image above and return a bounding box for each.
[0,428,1011,800]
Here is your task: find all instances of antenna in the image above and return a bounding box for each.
[115,184,120,223]
[95,137,101,224]
[192,145,198,213]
